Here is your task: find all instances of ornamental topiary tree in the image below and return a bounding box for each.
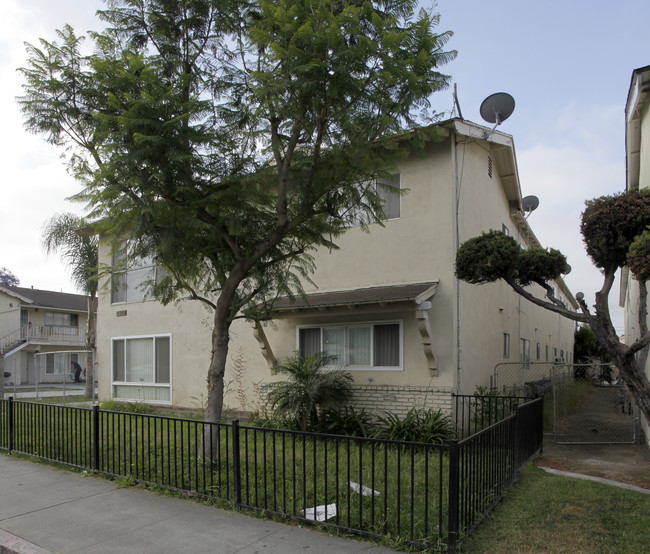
[455,189,650,426]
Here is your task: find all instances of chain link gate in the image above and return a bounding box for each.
[492,362,640,444]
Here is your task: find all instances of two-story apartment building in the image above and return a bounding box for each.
[621,64,650,441]
[96,118,576,415]
[0,286,90,386]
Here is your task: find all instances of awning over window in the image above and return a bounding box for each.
[270,282,438,312]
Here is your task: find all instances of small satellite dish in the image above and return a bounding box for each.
[522,195,540,215]
[480,92,516,125]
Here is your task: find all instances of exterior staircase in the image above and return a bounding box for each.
[0,329,27,358]
[0,325,86,359]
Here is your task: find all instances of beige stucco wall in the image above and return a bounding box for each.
[95,127,575,416]
[455,138,575,395]
[0,291,21,339]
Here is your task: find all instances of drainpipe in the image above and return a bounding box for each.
[451,128,462,394]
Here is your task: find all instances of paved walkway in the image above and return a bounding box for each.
[0,455,397,554]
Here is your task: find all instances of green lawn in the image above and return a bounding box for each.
[461,464,650,553]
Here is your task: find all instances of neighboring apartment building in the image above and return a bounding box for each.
[0,286,89,386]
[96,118,577,415]
[621,64,650,440]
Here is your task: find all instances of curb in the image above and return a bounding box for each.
[0,532,51,554]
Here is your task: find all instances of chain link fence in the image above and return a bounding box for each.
[492,362,640,444]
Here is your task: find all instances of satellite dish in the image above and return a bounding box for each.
[564,264,572,275]
[480,92,516,125]
[522,195,540,216]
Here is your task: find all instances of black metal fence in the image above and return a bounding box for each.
[0,396,543,552]
[453,393,532,437]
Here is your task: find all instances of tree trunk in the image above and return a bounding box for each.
[84,294,96,399]
[613,352,650,427]
[202,287,237,460]
[588,274,650,426]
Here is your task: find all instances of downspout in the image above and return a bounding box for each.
[451,128,462,394]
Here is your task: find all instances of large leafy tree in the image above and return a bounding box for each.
[455,190,650,425]
[19,0,455,434]
[42,213,99,399]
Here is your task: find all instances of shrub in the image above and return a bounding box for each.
[318,406,377,437]
[267,352,353,432]
[99,400,153,414]
[375,407,455,444]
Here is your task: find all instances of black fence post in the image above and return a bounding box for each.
[8,397,14,454]
[92,404,100,472]
[447,439,460,554]
[231,420,242,505]
[512,403,519,476]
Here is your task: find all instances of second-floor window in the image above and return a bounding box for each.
[350,174,401,225]
[111,249,164,304]
[44,312,78,328]
[377,174,401,220]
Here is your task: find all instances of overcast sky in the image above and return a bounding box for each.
[2,0,648,334]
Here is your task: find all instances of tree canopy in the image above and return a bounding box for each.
[455,189,650,425]
[0,268,19,287]
[19,0,455,425]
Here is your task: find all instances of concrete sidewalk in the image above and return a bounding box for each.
[0,455,398,554]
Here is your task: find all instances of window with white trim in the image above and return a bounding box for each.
[45,352,79,374]
[111,247,166,304]
[503,333,510,358]
[377,174,400,220]
[112,335,171,403]
[298,321,402,370]
[350,174,400,225]
[44,312,78,328]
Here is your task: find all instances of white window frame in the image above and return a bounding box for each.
[296,320,403,370]
[111,333,172,404]
[376,174,401,221]
[349,174,401,226]
[111,247,165,305]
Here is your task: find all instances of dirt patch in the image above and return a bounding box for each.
[536,438,650,490]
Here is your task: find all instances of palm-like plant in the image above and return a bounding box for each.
[268,352,353,432]
[42,213,98,399]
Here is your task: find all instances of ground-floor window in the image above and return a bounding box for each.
[111,335,171,403]
[298,320,402,370]
[44,352,79,374]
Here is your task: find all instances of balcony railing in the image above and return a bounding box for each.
[1,325,86,356]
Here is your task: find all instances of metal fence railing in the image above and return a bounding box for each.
[453,394,532,437]
[0,396,543,553]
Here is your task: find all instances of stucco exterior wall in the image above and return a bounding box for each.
[0,291,21,339]
[95,124,575,418]
[454,138,575,395]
